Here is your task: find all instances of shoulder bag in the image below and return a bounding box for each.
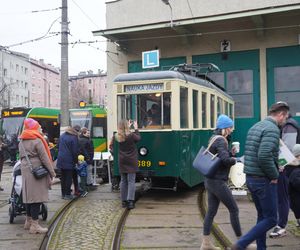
[192,135,227,178]
[20,140,49,179]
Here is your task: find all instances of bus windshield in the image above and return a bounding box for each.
[2,117,25,141]
[70,110,92,131]
[117,92,171,129]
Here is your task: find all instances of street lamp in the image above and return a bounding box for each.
[161,0,173,28]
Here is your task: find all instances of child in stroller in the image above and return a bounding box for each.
[9,160,48,223]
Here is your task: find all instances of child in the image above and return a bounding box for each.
[76,155,88,197]
[285,144,300,227]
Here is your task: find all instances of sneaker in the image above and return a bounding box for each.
[297,219,300,227]
[63,194,75,200]
[269,226,287,238]
[80,191,88,197]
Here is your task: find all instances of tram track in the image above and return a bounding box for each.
[39,198,78,250]
[198,186,232,249]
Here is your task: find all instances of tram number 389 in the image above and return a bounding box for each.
[138,160,152,168]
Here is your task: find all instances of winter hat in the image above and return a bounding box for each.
[24,118,40,130]
[78,154,85,162]
[216,114,234,129]
[292,144,300,157]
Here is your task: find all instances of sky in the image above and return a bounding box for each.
[0,0,107,76]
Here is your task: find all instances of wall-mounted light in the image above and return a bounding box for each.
[161,0,173,28]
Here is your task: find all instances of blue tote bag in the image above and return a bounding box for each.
[193,136,226,178]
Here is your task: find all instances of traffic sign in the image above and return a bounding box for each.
[142,50,159,69]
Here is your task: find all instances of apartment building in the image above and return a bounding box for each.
[69,70,107,108]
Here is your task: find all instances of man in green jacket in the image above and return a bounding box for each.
[232,101,289,250]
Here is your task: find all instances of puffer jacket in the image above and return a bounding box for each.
[208,130,236,181]
[244,116,280,180]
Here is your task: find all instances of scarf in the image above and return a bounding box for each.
[19,130,52,161]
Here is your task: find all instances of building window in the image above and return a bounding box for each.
[25,68,28,74]
[3,68,7,76]
[88,79,92,84]
[16,64,19,72]
[25,82,28,89]
[226,70,253,118]
[274,65,300,116]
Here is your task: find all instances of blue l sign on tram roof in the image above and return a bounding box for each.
[142,50,159,69]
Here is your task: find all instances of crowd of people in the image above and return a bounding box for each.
[199,102,300,250]
[1,100,299,247]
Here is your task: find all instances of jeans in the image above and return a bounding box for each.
[120,173,136,201]
[204,178,242,237]
[277,171,289,228]
[237,176,278,250]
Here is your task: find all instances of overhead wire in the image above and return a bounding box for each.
[5,16,61,48]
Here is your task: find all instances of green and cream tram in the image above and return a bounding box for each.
[112,64,234,190]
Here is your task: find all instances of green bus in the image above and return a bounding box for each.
[69,104,107,152]
[1,107,60,143]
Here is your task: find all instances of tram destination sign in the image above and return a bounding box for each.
[124,83,163,93]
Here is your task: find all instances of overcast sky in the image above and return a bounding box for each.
[0,0,107,75]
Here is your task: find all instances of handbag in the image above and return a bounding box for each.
[193,135,226,178]
[20,140,49,179]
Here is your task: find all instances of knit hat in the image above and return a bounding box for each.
[24,118,40,130]
[78,154,85,162]
[292,144,300,157]
[216,115,234,129]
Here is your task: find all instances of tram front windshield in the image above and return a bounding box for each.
[70,110,92,131]
[117,92,171,129]
[2,117,24,141]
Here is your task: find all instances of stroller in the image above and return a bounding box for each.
[8,161,48,224]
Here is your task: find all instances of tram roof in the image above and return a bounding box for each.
[113,70,233,100]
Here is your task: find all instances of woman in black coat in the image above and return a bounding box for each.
[285,144,300,227]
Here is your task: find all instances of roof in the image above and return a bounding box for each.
[113,70,233,99]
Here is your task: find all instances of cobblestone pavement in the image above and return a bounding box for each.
[0,163,123,250]
[48,188,123,250]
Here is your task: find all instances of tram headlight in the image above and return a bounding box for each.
[139,147,148,156]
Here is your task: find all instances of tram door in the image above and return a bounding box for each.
[193,50,260,154]
[266,45,300,124]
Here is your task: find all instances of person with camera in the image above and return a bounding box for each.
[18,118,56,234]
[112,119,140,209]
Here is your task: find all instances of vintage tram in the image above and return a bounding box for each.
[112,64,234,190]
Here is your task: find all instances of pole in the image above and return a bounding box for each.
[60,0,69,132]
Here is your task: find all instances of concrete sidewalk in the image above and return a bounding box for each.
[213,193,300,249]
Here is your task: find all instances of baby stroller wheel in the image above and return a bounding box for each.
[9,205,15,224]
[40,203,48,221]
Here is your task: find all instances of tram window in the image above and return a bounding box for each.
[193,90,199,128]
[229,103,234,119]
[117,93,171,129]
[274,66,300,115]
[180,87,188,128]
[227,70,253,118]
[92,118,107,138]
[202,92,207,128]
[210,94,215,128]
[217,97,223,117]
[224,101,229,116]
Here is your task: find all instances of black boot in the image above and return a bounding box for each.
[122,200,127,208]
[127,200,135,209]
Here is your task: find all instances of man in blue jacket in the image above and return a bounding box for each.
[231,101,290,250]
[57,125,80,200]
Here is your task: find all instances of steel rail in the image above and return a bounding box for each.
[39,198,78,250]
[198,186,232,249]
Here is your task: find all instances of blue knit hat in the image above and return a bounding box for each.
[216,115,234,129]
